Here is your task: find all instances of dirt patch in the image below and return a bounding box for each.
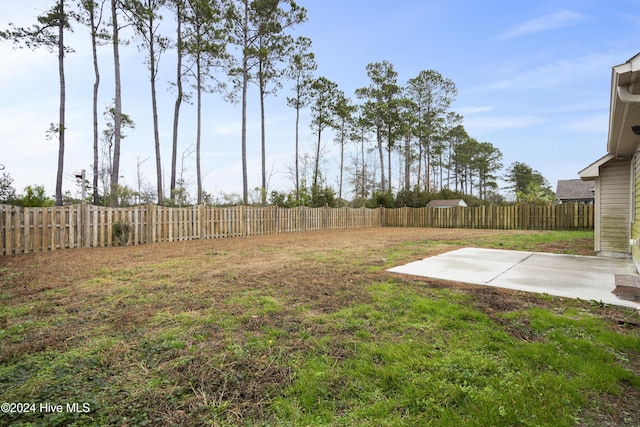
[467,286,528,313]
[2,227,637,425]
[0,227,621,359]
[581,380,640,427]
[535,238,596,256]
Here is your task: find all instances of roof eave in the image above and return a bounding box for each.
[607,53,640,156]
[579,153,615,180]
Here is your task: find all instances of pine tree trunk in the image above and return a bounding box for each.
[91,11,100,206]
[439,152,443,191]
[240,3,249,205]
[110,0,122,207]
[196,53,203,205]
[377,126,385,192]
[426,138,431,193]
[313,126,321,189]
[55,0,66,206]
[417,140,422,191]
[446,143,452,190]
[170,3,182,203]
[149,21,163,204]
[361,135,366,199]
[387,145,392,193]
[404,134,410,192]
[339,130,344,200]
[295,103,300,201]
[260,70,267,206]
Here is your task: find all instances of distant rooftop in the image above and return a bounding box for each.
[556,179,595,200]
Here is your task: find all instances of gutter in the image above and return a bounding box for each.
[617,85,640,104]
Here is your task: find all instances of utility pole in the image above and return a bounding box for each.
[75,169,86,201]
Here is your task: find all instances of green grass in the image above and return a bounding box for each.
[469,230,594,252]
[274,283,639,426]
[1,229,638,426]
[419,229,594,253]
[367,230,594,271]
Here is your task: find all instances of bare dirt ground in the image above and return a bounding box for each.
[0,227,596,288]
[1,227,638,425]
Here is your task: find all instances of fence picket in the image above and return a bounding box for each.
[0,203,594,255]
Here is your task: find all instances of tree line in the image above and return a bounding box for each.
[1,1,553,208]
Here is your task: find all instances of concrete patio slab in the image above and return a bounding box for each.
[387,247,640,310]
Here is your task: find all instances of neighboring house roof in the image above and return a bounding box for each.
[427,199,467,208]
[607,52,640,156]
[556,179,595,200]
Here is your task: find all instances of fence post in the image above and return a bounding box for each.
[0,205,3,255]
[198,204,203,240]
[8,205,15,254]
[345,206,349,229]
[323,204,328,229]
[81,202,88,248]
[145,203,152,244]
[244,205,248,237]
[302,206,306,231]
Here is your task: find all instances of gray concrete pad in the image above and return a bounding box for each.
[387,248,640,310]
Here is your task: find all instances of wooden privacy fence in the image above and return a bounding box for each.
[0,204,380,255]
[0,203,593,255]
[383,204,594,231]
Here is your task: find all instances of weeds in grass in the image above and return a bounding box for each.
[0,229,636,426]
[112,221,132,246]
[275,281,639,426]
[472,230,594,254]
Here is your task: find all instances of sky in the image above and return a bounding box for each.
[2,0,640,203]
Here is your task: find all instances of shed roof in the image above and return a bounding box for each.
[556,179,595,200]
[427,199,467,207]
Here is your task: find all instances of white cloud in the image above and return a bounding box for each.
[457,106,494,115]
[533,102,605,114]
[562,114,609,133]
[497,10,585,40]
[464,115,544,132]
[210,118,258,136]
[471,52,617,92]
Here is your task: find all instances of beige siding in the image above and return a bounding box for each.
[599,159,630,254]
[632,155,640,265]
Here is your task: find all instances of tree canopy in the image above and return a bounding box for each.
[1,2,553,207]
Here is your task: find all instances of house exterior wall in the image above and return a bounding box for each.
[632,154,640,269]
[598,159,631,256]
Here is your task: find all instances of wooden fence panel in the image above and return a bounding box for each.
[0,203,593,255]
[383,204,594,231]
